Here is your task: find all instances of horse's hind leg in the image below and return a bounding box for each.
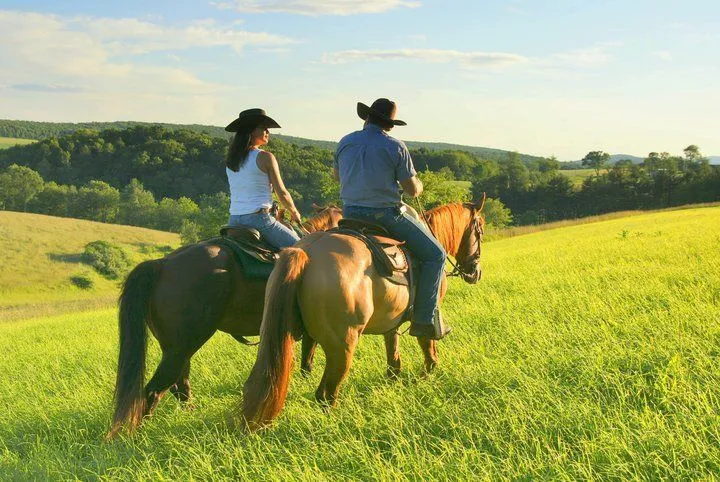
[417,338,438,374]
[169,359,193,409]
[315,331,359,408]
[301,334,318,376]
[144,351,191,417]
[384,330,402,380]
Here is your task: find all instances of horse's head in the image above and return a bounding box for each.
[306,203,343,232]
[456,194,486,284]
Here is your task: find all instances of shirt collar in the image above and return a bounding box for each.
[363,123,385,134]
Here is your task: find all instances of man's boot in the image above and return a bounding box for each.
[409,309,451,340]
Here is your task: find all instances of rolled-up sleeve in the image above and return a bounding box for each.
[395,141,416,181]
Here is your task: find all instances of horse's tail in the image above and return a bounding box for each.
[106,259,161,439]
[241,247,308,431]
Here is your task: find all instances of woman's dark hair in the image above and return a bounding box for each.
[225,125,256,171]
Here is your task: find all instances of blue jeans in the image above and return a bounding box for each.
[228,212,299,250]
[343,205,447,325]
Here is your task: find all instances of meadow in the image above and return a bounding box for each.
[558,168,597,186]
[1,206,719,479]
[0,137,35,149]
[0,211,179,321]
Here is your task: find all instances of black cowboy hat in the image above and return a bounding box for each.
[225,108,281,132]
[357,98,407,127]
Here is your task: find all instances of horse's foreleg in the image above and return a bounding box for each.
[169,359,193,409]
[384,330,402,380]
[301,333,318,376]
[144,352,190,417]
[315,331,359,408]
[417,338,438,374]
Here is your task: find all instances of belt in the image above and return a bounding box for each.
[253,206,271,214]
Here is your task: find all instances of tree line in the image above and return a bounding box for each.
[0,124,718,239]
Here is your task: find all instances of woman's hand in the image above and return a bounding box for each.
[290,208,303,224]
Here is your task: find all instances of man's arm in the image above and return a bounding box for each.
[399,175,423,197]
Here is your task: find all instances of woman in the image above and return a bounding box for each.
[224,108,302,249]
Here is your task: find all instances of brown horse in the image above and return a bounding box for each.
[107,205,342,438]
[241,199,486,430]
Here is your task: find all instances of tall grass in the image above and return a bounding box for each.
[0,206,719,479]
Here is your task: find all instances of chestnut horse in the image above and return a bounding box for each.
[107,205,342,438]
[241,199,486,430]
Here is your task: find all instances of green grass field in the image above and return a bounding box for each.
[0,211,179,320]
[0,137,35,149]
[1,207,719,479]
[559,168,598,186]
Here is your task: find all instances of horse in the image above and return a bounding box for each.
[107,204,342,439]
[241,198,486,430]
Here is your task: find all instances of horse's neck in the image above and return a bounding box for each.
[425,205,469,258]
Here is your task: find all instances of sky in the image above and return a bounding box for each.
[1,0,718,160]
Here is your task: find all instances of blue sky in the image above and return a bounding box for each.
[1,0,718,160]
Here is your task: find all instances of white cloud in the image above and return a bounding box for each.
[654,51,673,61]
[552,44,620,67]
[322,49,529,67]
[0,10,296,122]
[212,0,421,16]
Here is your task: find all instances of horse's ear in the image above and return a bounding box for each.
[475,192,487,212]
[312,202,325,212]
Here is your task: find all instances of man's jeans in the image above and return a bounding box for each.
[228,212,299,250]
[343,205,446,325]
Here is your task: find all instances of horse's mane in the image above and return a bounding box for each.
[303,205,341,233]
[423,203,472,257]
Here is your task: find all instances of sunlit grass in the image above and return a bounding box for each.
[1,206,719,479]
[0,137,35,149]
[0,211,179,319]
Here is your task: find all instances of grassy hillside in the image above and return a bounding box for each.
[1,206,718,479]
[0,136,35,149]
[0,211,179,319]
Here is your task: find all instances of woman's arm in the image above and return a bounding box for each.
[257,151,302,223]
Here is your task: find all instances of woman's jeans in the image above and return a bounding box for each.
[228,212,299,250]
[343,205,447,326]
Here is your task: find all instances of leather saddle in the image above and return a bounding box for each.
[331,218,414,287]
[209,225,280,280]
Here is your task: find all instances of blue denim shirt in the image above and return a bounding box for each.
[334,124,417,208]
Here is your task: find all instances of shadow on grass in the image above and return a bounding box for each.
[47,252,84,264]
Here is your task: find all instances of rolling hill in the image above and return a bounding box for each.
[0,211,179,320]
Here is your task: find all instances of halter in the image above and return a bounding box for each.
[412,198,484,279]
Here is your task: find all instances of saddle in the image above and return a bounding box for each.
[212,224,280,279]
[330,218,415,288]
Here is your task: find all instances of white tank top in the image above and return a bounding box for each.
[227,148,273,215]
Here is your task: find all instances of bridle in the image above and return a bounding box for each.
[448,213,484,279]
[413,198,484,280]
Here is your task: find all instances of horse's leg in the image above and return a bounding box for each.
[315,331,359,408]
[169,359,193,409]
[384,330,402,380]
[417,337,438,374]
[301,333,318,376]
[144,351,191,417]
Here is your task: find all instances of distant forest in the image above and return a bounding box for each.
[0,119,546,165]
[0,121,718,241]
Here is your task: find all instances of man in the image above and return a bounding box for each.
[334,98,450,340]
